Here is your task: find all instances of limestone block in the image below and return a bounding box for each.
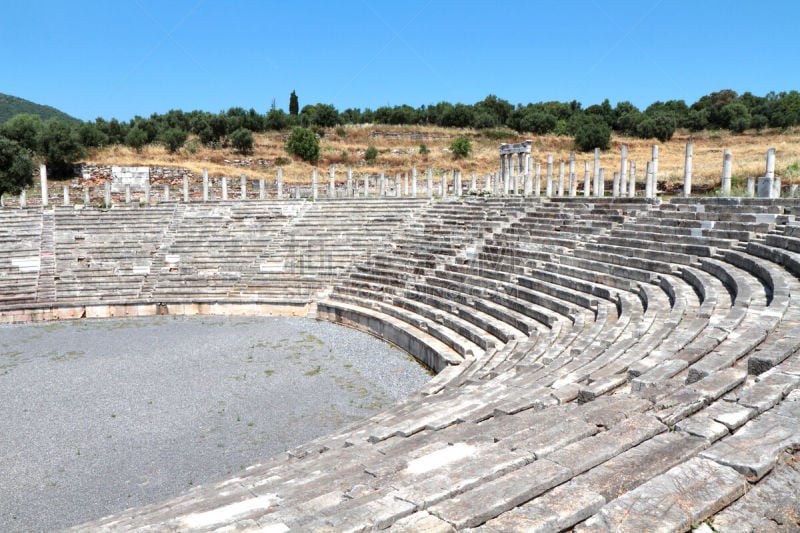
[576,457,746,532]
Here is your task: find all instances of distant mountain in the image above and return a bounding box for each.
[0,93,80,123]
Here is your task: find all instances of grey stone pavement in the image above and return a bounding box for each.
[0,315,431,532]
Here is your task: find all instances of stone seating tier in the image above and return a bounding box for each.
[1,196,798,532]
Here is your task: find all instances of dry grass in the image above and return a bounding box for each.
[83,125,800,188]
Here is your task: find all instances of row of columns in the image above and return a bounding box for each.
[7,148,789,209]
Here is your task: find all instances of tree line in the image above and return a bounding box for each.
[1,88,800,196]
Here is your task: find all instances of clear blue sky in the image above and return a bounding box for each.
[3,0,798,122]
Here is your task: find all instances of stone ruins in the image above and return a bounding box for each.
[1,144,799,531]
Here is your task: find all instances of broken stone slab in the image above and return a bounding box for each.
[570,432,709,502]
[711,451,800,532]
[481,483,605,533]
[546,414,666,476]
[575,457,747,533]
[700,410,800,481]
[426,459,571,529]
[387,511,455,532]
[736,369,800,414]
[631,359,687,392]
[707,400,756,431]
[675,416,729,442]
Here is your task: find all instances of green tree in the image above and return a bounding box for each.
[289,90,299,116]
[230,127,254,154]
[365,145,378,164]
[1,113,42,152]
[265,109,288,131]
[312,104,339,127]
[37,119,85,180]
[450,136,472,159]
[125,126,148,153]
[285,127,319,163]
[636,113,676,142]
[0,137,34,197]
[161,127,188,153]
[573,115,611,152]
[78,122,109,148]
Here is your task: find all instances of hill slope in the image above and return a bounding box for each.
[0,93,80,123]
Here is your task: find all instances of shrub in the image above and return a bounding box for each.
[161,127,188,153]
[265,109,288,131]
[365,145,378,164]
[419,143,429,155]
[125,126,148,153]
[573,116,611,152]
[450,136,472,159]
[335,126,347,138]
[0,137,34,197]
[37,119,85,179]
[285,127,319,163]
[635,114,676,142]
[230,127,254,154]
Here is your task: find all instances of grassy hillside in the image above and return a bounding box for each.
[83,125,800,191]
[0,93,80,123]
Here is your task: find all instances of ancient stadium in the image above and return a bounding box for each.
[1,158,799,532]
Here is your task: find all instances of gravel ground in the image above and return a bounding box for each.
[0,315,431,532]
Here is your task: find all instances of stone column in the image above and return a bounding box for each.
[558,161,565,197]
[651,145,659,187]
[593,148,601,197]
[183,176,189,203]
[163,185,170,202]
[612,172,620,197]
[485,173,491,192]
[63,185,70,206]
[221,177,228,200]
[598,168,605,197]
[312,168,318,201]
[83,187,90,206]
[329,165,335,198]
[523,169,532,196]
[346,166,353,197]
[20,189,26,208]
[404,172,409,196]
[500,154,506,188]
[471,171,477,191]
[411,166,417,197]
[775,177,782,198]
[202,169,209,202]
[546,154,554,197]
[456,171,463,197]
[441,171,447,198]
[758,148,776,198]
[503,164,510,195]
[295,184,301,199]
[567,152,575,197]
[125,185,131,204]
[629,161,637,197]
[534,163,541,197]
[104,181,111,206]
[144,181,151,204]
[240,174,247,200]
[427,167,433,199]
[379,172,386,196]
[277,167,284,198]
[584,161,591,197]
[619,145,628,199]
[259,179,266,200]
[721,150,732,196]
[39,164,48,207]
[645,161,653,198]
[683,142,693,197]
[364,173,370,197]
[746,177,755,197]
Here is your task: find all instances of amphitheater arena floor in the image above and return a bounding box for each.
[0,315,430,532]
